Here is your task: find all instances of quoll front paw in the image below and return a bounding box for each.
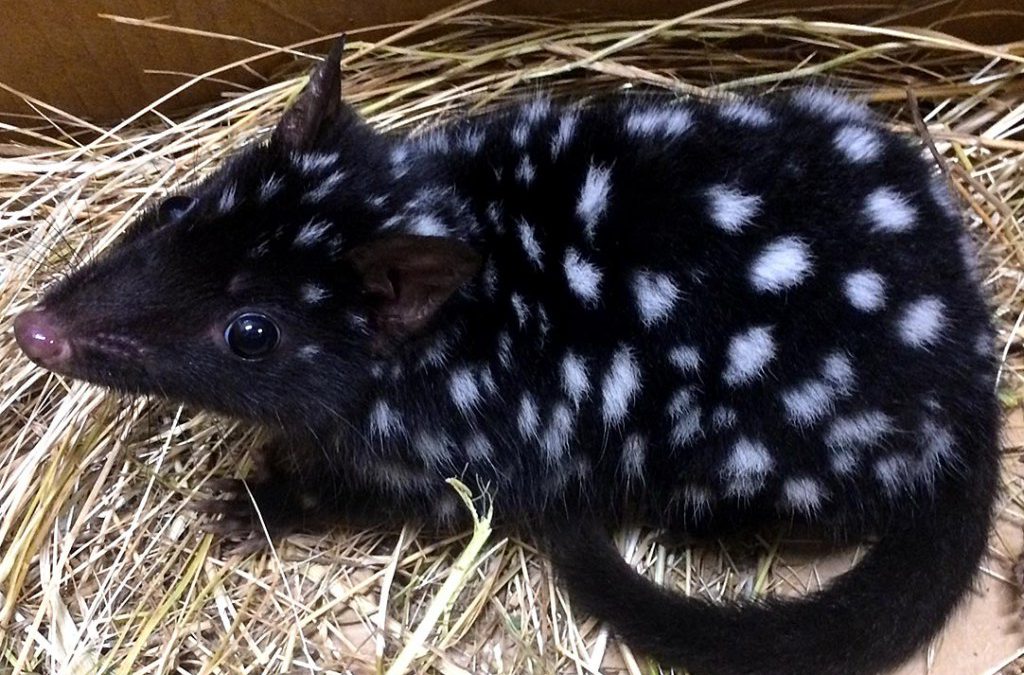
[194,476,305,552]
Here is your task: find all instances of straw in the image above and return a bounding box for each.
[2,4,1023,673]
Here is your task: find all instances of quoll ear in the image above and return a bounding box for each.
[272,37,348,152]
[346,235,483,346]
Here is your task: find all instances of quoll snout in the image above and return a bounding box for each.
[13,308,71,368]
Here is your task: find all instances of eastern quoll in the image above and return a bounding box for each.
[14,40,1000,675]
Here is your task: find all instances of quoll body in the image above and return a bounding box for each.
[14,42,1000,675]
[355,89,995,531]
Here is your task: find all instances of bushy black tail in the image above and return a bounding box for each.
[547,439,999,674]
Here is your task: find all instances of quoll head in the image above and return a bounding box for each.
[13,39,481,431]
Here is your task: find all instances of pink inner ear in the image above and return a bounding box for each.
[347,235,482,344]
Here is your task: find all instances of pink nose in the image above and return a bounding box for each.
[13,309,71,367]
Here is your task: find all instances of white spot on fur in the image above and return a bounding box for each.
[258,174,284,203]
[898,296,946,348]
[821,351,856,393]
[682,484,713,515]
[833,125,881,163]
[524,96,551,121]
[294,219,331,248]
[781,380,835,426]
[458,127,484,153]
[449,368,481,415]
[299,283,329,305]
[722,437,774,498]
[510,99,548,147]
[781,351,859,427]
[667,386,702,447]
[408,214,447,237]
[369,460,431,495]
[390,145,410,178]
[830,449,858,476]
[295,151,340,173]
[624,107,693,137]
[749,236,813,293]
[577,163,612,241]
[563,248,602,307]
[668,344,701,373]
[537,305,550,341]
[516,156,536,185]
[844,270,886,312]
[719,101,773,126]
[711,405,737,430]
[602,346,642,426]
[465,432,494,463]
[666,386,697,417]
[368,400,403,438]
[561,351,591,407]
[480,366,498,395]
[874,454,913,494]
[511,121,530,147]
[974,331,991,357]
[418,330,455,369]
[782,477,825,514]
[486,201,503,230]
[301,169,346,204]
[518,392,540,438]
[518,218,543,269]
[551,112,579,158]
[919,417,956,481]
[632,270,680,327]
[497,331,513,369]
[542,403,575,463]
[792,89,871,122]
[621,433,647,481]
[481,258,498,298]
[723,325,776,386]
[414,431,452,467]
[958,233,982,281]
[864,187,916,233]
[706,184,761,234]
[217,184,237,213]
[415,130,450,154]
[511,293,530,328]
[823,409,888,456]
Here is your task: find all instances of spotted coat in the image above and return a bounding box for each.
[326,90,995,528]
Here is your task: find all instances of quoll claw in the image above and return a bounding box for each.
[194,476,262,537]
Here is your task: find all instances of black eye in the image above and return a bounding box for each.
[224,312,280,359]
[158,196,196,224]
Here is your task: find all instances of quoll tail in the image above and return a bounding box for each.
[547,432,999,675]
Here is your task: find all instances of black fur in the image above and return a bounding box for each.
[14,47,1000,674]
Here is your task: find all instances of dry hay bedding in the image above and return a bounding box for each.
[2,4,1024,674]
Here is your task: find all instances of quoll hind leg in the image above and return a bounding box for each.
[193,445,391,551]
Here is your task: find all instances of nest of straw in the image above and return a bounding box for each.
[2,3,1024,673]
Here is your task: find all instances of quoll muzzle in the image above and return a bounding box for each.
[13,308,71,368]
